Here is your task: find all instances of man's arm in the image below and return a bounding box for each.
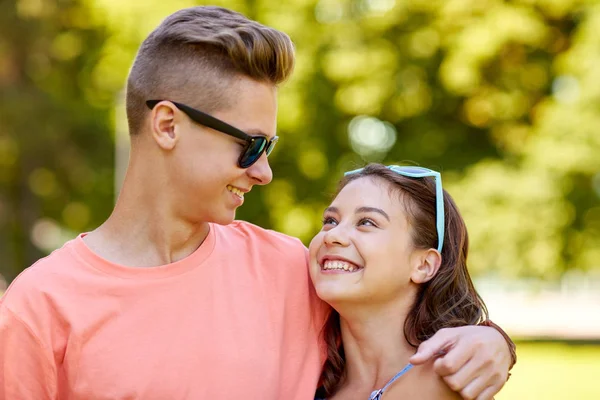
[410,322,515,400]
[0,305,57,400]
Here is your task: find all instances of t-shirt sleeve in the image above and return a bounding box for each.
[0,305,57,400]
[304,246,330,326]
[304,246,331,366]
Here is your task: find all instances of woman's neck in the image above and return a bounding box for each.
[337,298,417,392]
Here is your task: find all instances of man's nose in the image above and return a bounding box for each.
[247,153,273,185]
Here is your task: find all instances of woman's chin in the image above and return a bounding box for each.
[314,281,363,305]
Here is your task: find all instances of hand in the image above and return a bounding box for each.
[409,325,511,400]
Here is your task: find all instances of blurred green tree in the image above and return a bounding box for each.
[0,0,114,281]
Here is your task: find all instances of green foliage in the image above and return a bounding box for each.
[1,0,599,282]
[0,0,115,280]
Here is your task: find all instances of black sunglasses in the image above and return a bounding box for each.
[146,100,278,168]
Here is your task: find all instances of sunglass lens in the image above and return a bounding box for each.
[239,138,267,168]
[265,137,278,156]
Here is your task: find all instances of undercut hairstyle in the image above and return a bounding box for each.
[316,163,489,397]
[125,6,295,135]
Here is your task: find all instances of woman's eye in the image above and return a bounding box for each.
[322,216,337,226]
[358,218,376,227]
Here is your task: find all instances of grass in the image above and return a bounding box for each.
[496,341,600,400]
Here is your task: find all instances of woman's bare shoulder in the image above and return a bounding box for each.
[402,361,463,400]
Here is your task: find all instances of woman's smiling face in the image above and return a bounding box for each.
[309,176,426,307]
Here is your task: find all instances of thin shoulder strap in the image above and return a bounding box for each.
[369,363,414,400]
[381,363,413,392]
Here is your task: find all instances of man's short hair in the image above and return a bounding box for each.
[126,6,295,135]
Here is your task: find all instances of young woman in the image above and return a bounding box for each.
[310,164,490,399]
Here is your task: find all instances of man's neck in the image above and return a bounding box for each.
[83,168,210,268]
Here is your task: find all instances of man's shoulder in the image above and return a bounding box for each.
[214,221,309,267]
[219,220,307,249]
[1,239,79,309]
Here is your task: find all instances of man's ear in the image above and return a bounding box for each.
[410,249,442,284]
[149,102,180,150]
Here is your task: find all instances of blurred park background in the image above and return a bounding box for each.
[1,0,599,398]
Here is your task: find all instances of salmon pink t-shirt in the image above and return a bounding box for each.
[0,221,328,399]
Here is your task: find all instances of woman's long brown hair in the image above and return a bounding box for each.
[316,163,488,397]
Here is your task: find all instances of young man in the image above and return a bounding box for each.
[0,6,515,400]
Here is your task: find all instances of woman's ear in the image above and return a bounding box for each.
[410,249,442,284]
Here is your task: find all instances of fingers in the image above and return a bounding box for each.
[414,325,511,400]
[435,340,505,400]
[460,376,489,400]
[475,384,502,400]
[433,336,475,376]
[443,364,490,399]
[410,328,456,365]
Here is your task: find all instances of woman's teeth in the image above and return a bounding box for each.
[322,260,359,272]
[227,185,244,199]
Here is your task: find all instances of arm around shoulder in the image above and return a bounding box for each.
[0,305,57,399]
[480,319,517,371]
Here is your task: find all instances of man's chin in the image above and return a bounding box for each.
[211,211,237,226]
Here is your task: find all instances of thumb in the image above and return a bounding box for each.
[409,329,455,365]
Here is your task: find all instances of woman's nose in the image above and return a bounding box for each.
[323,225,350,247]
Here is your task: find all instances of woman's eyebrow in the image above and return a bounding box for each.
[324,206,390,221]
[324,206,338,214]
[355,206,390,221]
